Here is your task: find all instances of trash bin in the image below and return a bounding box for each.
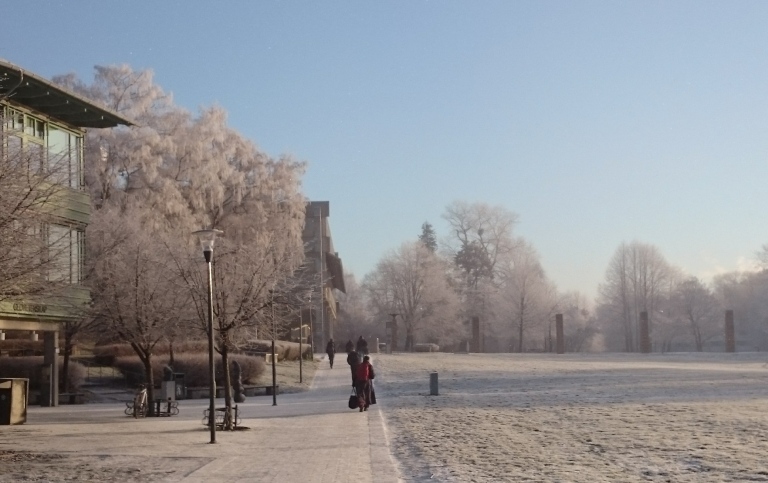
[160,380,176,401]
[0,378,29,425]
[173,373,186,400]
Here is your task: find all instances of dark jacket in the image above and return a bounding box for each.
[356,336,368,354]
[326,341,336,355]
[347,351,361,384]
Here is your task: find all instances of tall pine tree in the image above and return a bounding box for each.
[419,222,438,253]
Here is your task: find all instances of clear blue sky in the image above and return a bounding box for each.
[5,1,768,301]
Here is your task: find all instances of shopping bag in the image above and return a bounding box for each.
[348,389,358,409]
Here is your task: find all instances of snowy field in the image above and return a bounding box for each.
[373,352,768,482]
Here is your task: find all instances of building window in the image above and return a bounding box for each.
[47,224,84,284]
[1,105,84,189]
[48,125,82,188]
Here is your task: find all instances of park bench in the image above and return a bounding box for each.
[151,399,179,417]
[125,398,178,417]
[243,384,280,396]
[59,392,86,404]
[202,405,241,429]
[185,384,280,399]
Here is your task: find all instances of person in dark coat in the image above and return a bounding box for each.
[325,339,336,368]
[354,355,375,412]
[345,339,355,353]
[356,335,369,356]
[346,350,360,387]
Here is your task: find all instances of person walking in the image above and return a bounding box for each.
[345,339,354,354]
[347,349,360,387]
[325,339,336,368]
[356,335,369,356]
[355,355,375,412]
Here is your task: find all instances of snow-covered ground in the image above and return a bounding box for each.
[373,352,768,482]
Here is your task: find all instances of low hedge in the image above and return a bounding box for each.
[93,341,209,366]
[113,353,265,387]
[414,343,440,352]
[94,340,312,366]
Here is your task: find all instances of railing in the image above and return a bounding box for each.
[72,357,140,387]
[203,405,241,429]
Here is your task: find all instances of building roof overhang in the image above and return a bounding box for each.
[326,252,346,294]
[0,59,134,128]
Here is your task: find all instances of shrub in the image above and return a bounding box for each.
[0,356,86,390]
[414,343,440,352]
[93,340,209,366]
[114,353,265,388]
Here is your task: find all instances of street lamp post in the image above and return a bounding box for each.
[193,228,222,444]
[271,286,277,406]
[388,313,399,353]
[299,307,303,384]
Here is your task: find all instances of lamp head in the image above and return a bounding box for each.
[192,229,223,262]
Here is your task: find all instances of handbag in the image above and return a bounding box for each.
[348,388,358,410]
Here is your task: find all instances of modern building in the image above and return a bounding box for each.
[302,201,345,352]
[0,60,133,405]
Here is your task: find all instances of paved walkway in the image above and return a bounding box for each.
[1,355,401,482]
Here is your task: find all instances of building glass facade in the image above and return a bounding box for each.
[1,103,86,290]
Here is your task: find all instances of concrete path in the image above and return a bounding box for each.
[0,355,401,482]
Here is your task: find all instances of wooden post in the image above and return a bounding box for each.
[429,372,439,396]
[725,310,735,353]
[639,311,651,353]
[42,331,59,407]
[471,317,481,353]
[388,314,398,352]
[555,314,565,354]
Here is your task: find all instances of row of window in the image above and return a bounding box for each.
[47,224,85,285]
[1,105,84,189]
[11,222,85,286]
[2,105,86,287]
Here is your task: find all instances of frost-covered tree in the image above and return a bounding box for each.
[56,65,308,426]
[87,206,191,411]
[443,201,518,287]
[53,66,189,217]
[671,277,720,351]
[363,241,460,351]
[555,292,600,352]
[713,270,768,351]
[334,272,371,343]
[442,201,520,345]
[496,240,557,352]
[597,241,674,352]
[176,193,306,428]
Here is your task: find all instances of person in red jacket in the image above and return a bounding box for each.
[355,355,375,412]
